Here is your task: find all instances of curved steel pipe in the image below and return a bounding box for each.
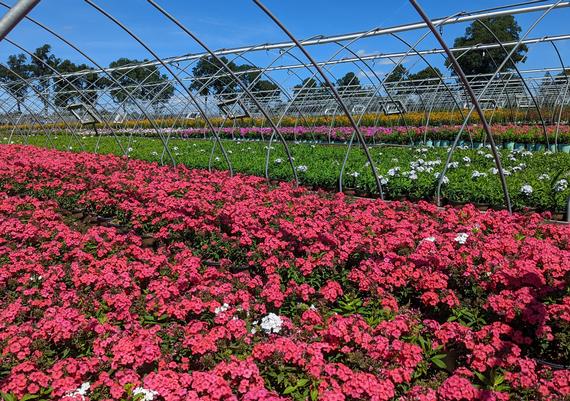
[0,61,86,151]
[474,18,549,146]
[409,0,513,213]
[253,0,384,197]
[448,0,563,147]
[84,0,234,173]
[389,32,466,122]
[550,41,569,147]
[3,36,128,155]
[0,87,55,148]
[0,0,40,41]
[0,0,178,165]
[146,0,298,184]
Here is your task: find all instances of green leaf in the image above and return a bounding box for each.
[20,395,40,401]
[310,388,319,401]
[431,355,447,369]
[1,393,18,401]
[296,378,309,387]
[493,373,505,386]
[473,370,487,383]
[283,386,297,395]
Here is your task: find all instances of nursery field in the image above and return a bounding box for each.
[6,133,570,215]
[0,144,569,400]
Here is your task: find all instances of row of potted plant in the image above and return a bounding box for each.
[59,124,570,150]
[1,108,568,133]
[0,144,569,400]
[13,133,570,215]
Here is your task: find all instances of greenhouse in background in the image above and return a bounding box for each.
[0,1,569,400]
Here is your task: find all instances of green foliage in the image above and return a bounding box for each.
[473,368,511,392]
[190,56,238,97]
[293,77,319,99]
[261,363,318,401]
[332,293,394,328]
[336,72,362,95]
[407,67,443,93]
[0,54,32,113]
[189,57,280,102]
[53,60,101,107]
[447,16,528,77]
[9,134,570,213]
[234,64,280,98]
[385,64,408,83]
[106,58,175,112]
[1,387,52,401]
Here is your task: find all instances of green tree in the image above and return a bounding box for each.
[147,76,175,113]
[408,67,442,84]
[190,56,239,101]
[336,72,362,95]
[293,77,318,99]
[446,15,528,78]
[106,58,174,112]
[234,64,280,99]
[384,65,408,83]
[407,67,442,93]
[53,61,102,108]
[29,44,60,114]
[0,53,32,113]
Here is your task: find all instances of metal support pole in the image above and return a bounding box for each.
[475,18,549,146]
[85,0,233,173]
[0,0,39,41]
[146,0,297,184]
[409,0,513,214]
[253,0,384,198]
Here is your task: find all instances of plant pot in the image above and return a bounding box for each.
[434,140,442,147]
[526,143,535,151]
[514,143,525,151]
[449,200,465,207]
[426,140,434,148]
[534,143,545,151]
[473,142,483,149]
[558,143,570,153]
[440,140,450,147]
[475,203,491,211]
[141,234,156,248]
[504,141,515,150]
[548,144,557,152]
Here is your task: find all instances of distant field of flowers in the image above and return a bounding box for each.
[0,145,569,400]
[5,123,570,148]
[6,133,570,215]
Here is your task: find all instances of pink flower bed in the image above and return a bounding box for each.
[0,144,569,401]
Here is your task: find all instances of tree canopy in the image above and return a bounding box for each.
[446,15,528,77]
[293,77,318,99]
[336,72,362,93]
[190,57,280,100]
[0,53,32,113]
[384,65,408,84]
[107,58,175,112]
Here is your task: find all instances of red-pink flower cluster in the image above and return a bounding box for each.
[0,144,568,401]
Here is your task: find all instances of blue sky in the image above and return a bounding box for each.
[2,0,569,82]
